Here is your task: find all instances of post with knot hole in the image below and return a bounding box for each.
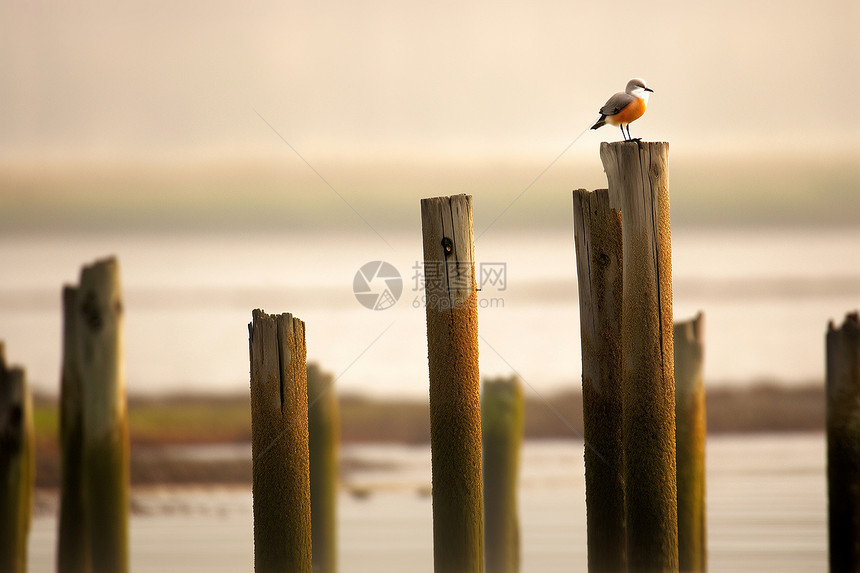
[826,311,860,573]
[0,344,34,573]
[420,194,484,573]
[602,140,678,572]
[249,310,312,573]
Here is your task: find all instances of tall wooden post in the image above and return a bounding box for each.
[249,309,312,573]
[827,311,860,573]
[674,313,707,572]
[602,140,678,572]
[58,286,91,573]
[572,188,626,573]
[482,375,524,573]
[420,194,483,573]
[0,344,34,573]
[308,363,339,573]
[77,257,130,573]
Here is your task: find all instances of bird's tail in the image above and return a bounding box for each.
[590,115,606,130]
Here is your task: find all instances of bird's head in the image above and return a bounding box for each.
[626,78,653,102]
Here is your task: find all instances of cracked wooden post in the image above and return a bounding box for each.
[0,344,34,573]
[421,194,483,573]
[482,375,524,573]
[572,187,626,573]
[77,257,130,573]
[249,309,312,573]
[826,311,860,573]
[58,286,90,573]
[308,363,339,573]
[602,140,678,572]
[674,313,707,573]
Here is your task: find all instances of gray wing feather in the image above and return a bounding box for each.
[599,92,634,116]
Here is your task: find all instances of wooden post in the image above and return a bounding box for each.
[826,311,860,573]
[58,286,91,573]
[307,363,339,573]
[602,140,678,572]
[482,375,524,573]
[572,188,626,573]
[76,257,130,573]
[674,313,707,573]
[420,194,483,573]
[0,343,34,573]
[249,309,312,573]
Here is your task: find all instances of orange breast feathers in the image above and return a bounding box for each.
[606,97,647,126]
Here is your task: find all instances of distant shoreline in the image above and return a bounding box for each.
[32,384,824,487]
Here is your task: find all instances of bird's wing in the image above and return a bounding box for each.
[599,92,634,116]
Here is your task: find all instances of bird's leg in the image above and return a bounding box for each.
[627,125,641,142]
[620,125,627,141]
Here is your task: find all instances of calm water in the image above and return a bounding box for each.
[1,228,859,396]
[28,434,827,572]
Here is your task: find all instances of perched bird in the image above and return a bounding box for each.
[591,78,654,141]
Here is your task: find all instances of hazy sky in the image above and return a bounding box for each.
[2,0,858,162]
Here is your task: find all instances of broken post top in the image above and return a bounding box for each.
[249,309,307,415]
[420,194,475,310]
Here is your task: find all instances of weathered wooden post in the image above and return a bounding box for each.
[572,188,626,573]
[249,309,312,573]
[0,344,34,573]
[826,311,860,573]
[602,140,678,572]
[76,257,130,573]
[58,286,91,573]
[482,375,524,573]
[307,363,339,573]
[420,194,484,573]
[674,313,707,573]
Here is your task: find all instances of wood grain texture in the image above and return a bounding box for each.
[420,194,483,573]
[572,187,626,573]
[249,309,312,573]
[601,140,678,572]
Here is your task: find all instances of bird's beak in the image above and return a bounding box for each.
[645,87,654,93]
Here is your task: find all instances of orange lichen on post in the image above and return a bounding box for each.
[249,310,312,573]
[602,140,678,573]
[421,194,483,573]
